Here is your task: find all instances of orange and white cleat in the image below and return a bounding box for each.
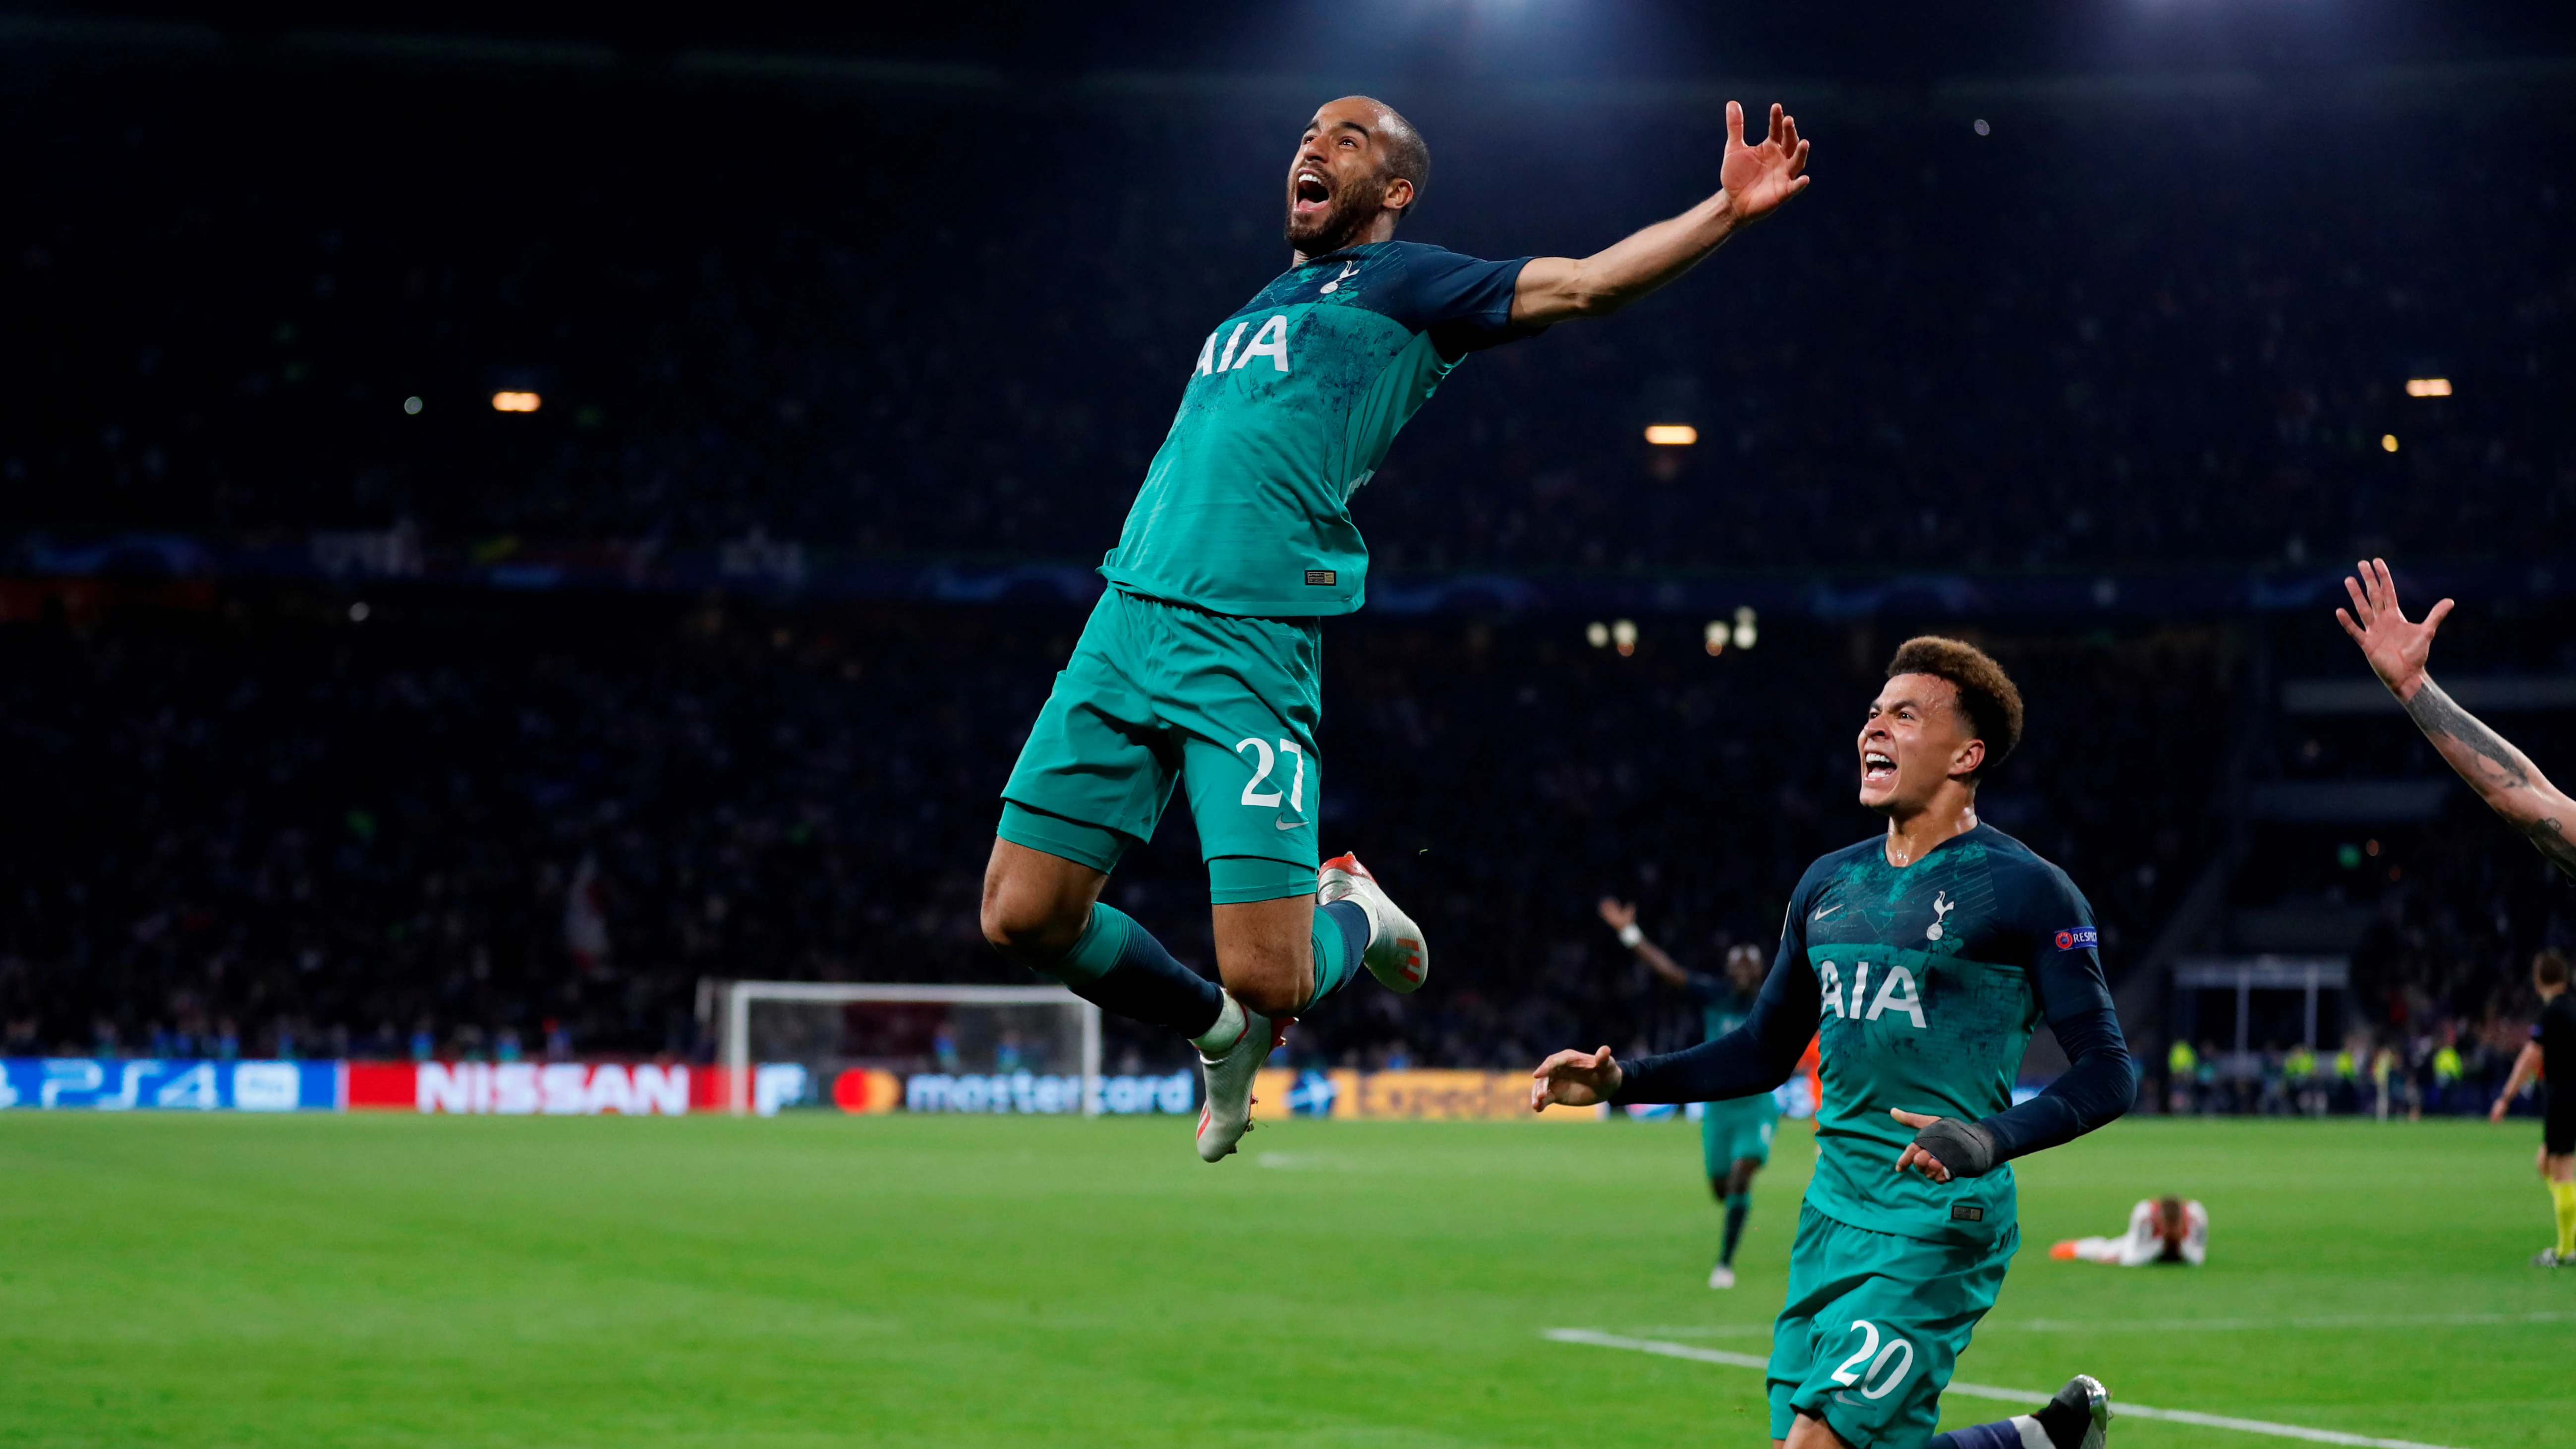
[1318,853,1429,994]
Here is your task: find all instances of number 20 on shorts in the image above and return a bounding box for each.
[1830,1320,1916,1400]
[1235,737,1307,811]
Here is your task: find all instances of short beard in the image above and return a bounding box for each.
[1283,183,1381,256]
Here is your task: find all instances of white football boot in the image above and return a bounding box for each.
[1707,1263,1736,1290]
[1318,852,1428,993]
[1195,998,1285,1163]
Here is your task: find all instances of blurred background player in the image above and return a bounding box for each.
[980,94,1813,1161]
[2051,1196,2207,1267]
[1533,638,2131,1449]
[1599,901,1779,1287]
[2489,951,2575,1268]
[2338,562,2576,1262]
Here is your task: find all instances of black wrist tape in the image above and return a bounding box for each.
[1911,1116,1998,1178]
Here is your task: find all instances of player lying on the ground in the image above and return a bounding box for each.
[1599,900,1780,1289]
[1532,638,2135,1449]
[2050,1196,2206,1267]
[2487,950,2575,1267]
[981,94,1813,1162]
[2338,560,2576,1262]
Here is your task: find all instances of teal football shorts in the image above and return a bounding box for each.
[1000,587,1322,904]
[1701,1098,1778,1176]
[1767,1202,2017,1448]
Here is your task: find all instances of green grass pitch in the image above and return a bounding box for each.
[0,1112,2566,1447]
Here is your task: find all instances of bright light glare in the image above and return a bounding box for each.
[1704,620,1727,656]
[1585,621,1609,649]
[1732,605,1759,651]
[1643,424,1698,446]
[402,396,423,415]
[492,391,542,413]
[2380,434,2399,453]
[2404,378,2451,397]
[1612,619,1637,657]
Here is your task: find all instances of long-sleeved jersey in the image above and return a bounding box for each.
[1613,824,2137,1247]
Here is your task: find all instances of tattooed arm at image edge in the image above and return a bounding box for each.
[2402,678,2576,875]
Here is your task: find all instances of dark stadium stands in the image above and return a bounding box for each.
[10,52,2571,575]
[0,591,2237,1071]
[4,33,2574,1106]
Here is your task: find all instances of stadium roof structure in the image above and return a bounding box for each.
[9,2,2576,120]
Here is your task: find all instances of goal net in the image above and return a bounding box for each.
[712,982,1101,1116]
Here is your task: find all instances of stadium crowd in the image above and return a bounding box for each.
[0,593,2234,1076]
[9,61,2572,576]
[7,586,2566,1108]
[4,53,2573,1102]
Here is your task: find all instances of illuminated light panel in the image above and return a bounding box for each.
[1643,424,1698,446]
[2380,434,2399,453]
[2404,378,2451,397]
[491,391,542,413]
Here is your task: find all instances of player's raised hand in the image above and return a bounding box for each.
[1720,100,1811,223]
[1597,897,1637,931]
[2337,558,2453,703]
[1530,1045,1623,1111]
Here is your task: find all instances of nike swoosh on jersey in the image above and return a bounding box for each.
[1275,818,1304,830]
[1812,904,1844,920]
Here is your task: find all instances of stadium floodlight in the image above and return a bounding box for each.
[2381,434,2399,453]
[1642,424,1697,446]
[1611,619,1637,656]
[491,390,541,412]
[1704,620,1727,656]
[1586,621,1609,648]
[2404,378,2451,397]
[713,981,1101,1117]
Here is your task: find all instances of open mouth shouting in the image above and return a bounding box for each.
[1292,167,1332,220]
[1862,749,1897,788]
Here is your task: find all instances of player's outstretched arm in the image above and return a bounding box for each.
[1509,100,1809,329]
[2340,558,2576,876]
[1598,897,1691,988]
[1533,945,1820,1113]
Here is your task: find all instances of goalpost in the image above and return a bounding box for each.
[713,981,1102,1117]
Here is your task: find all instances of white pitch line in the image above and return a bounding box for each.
[1542,1329,2467,1449]
[1633,1310,2576,1338]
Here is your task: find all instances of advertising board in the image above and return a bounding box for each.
[0,1060,1619,1122]
[0,1058,339,1111]
[1248,1069,1605,1122]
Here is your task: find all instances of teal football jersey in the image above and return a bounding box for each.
[1098,241,1531,618]
[1781,826,2102,1246]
